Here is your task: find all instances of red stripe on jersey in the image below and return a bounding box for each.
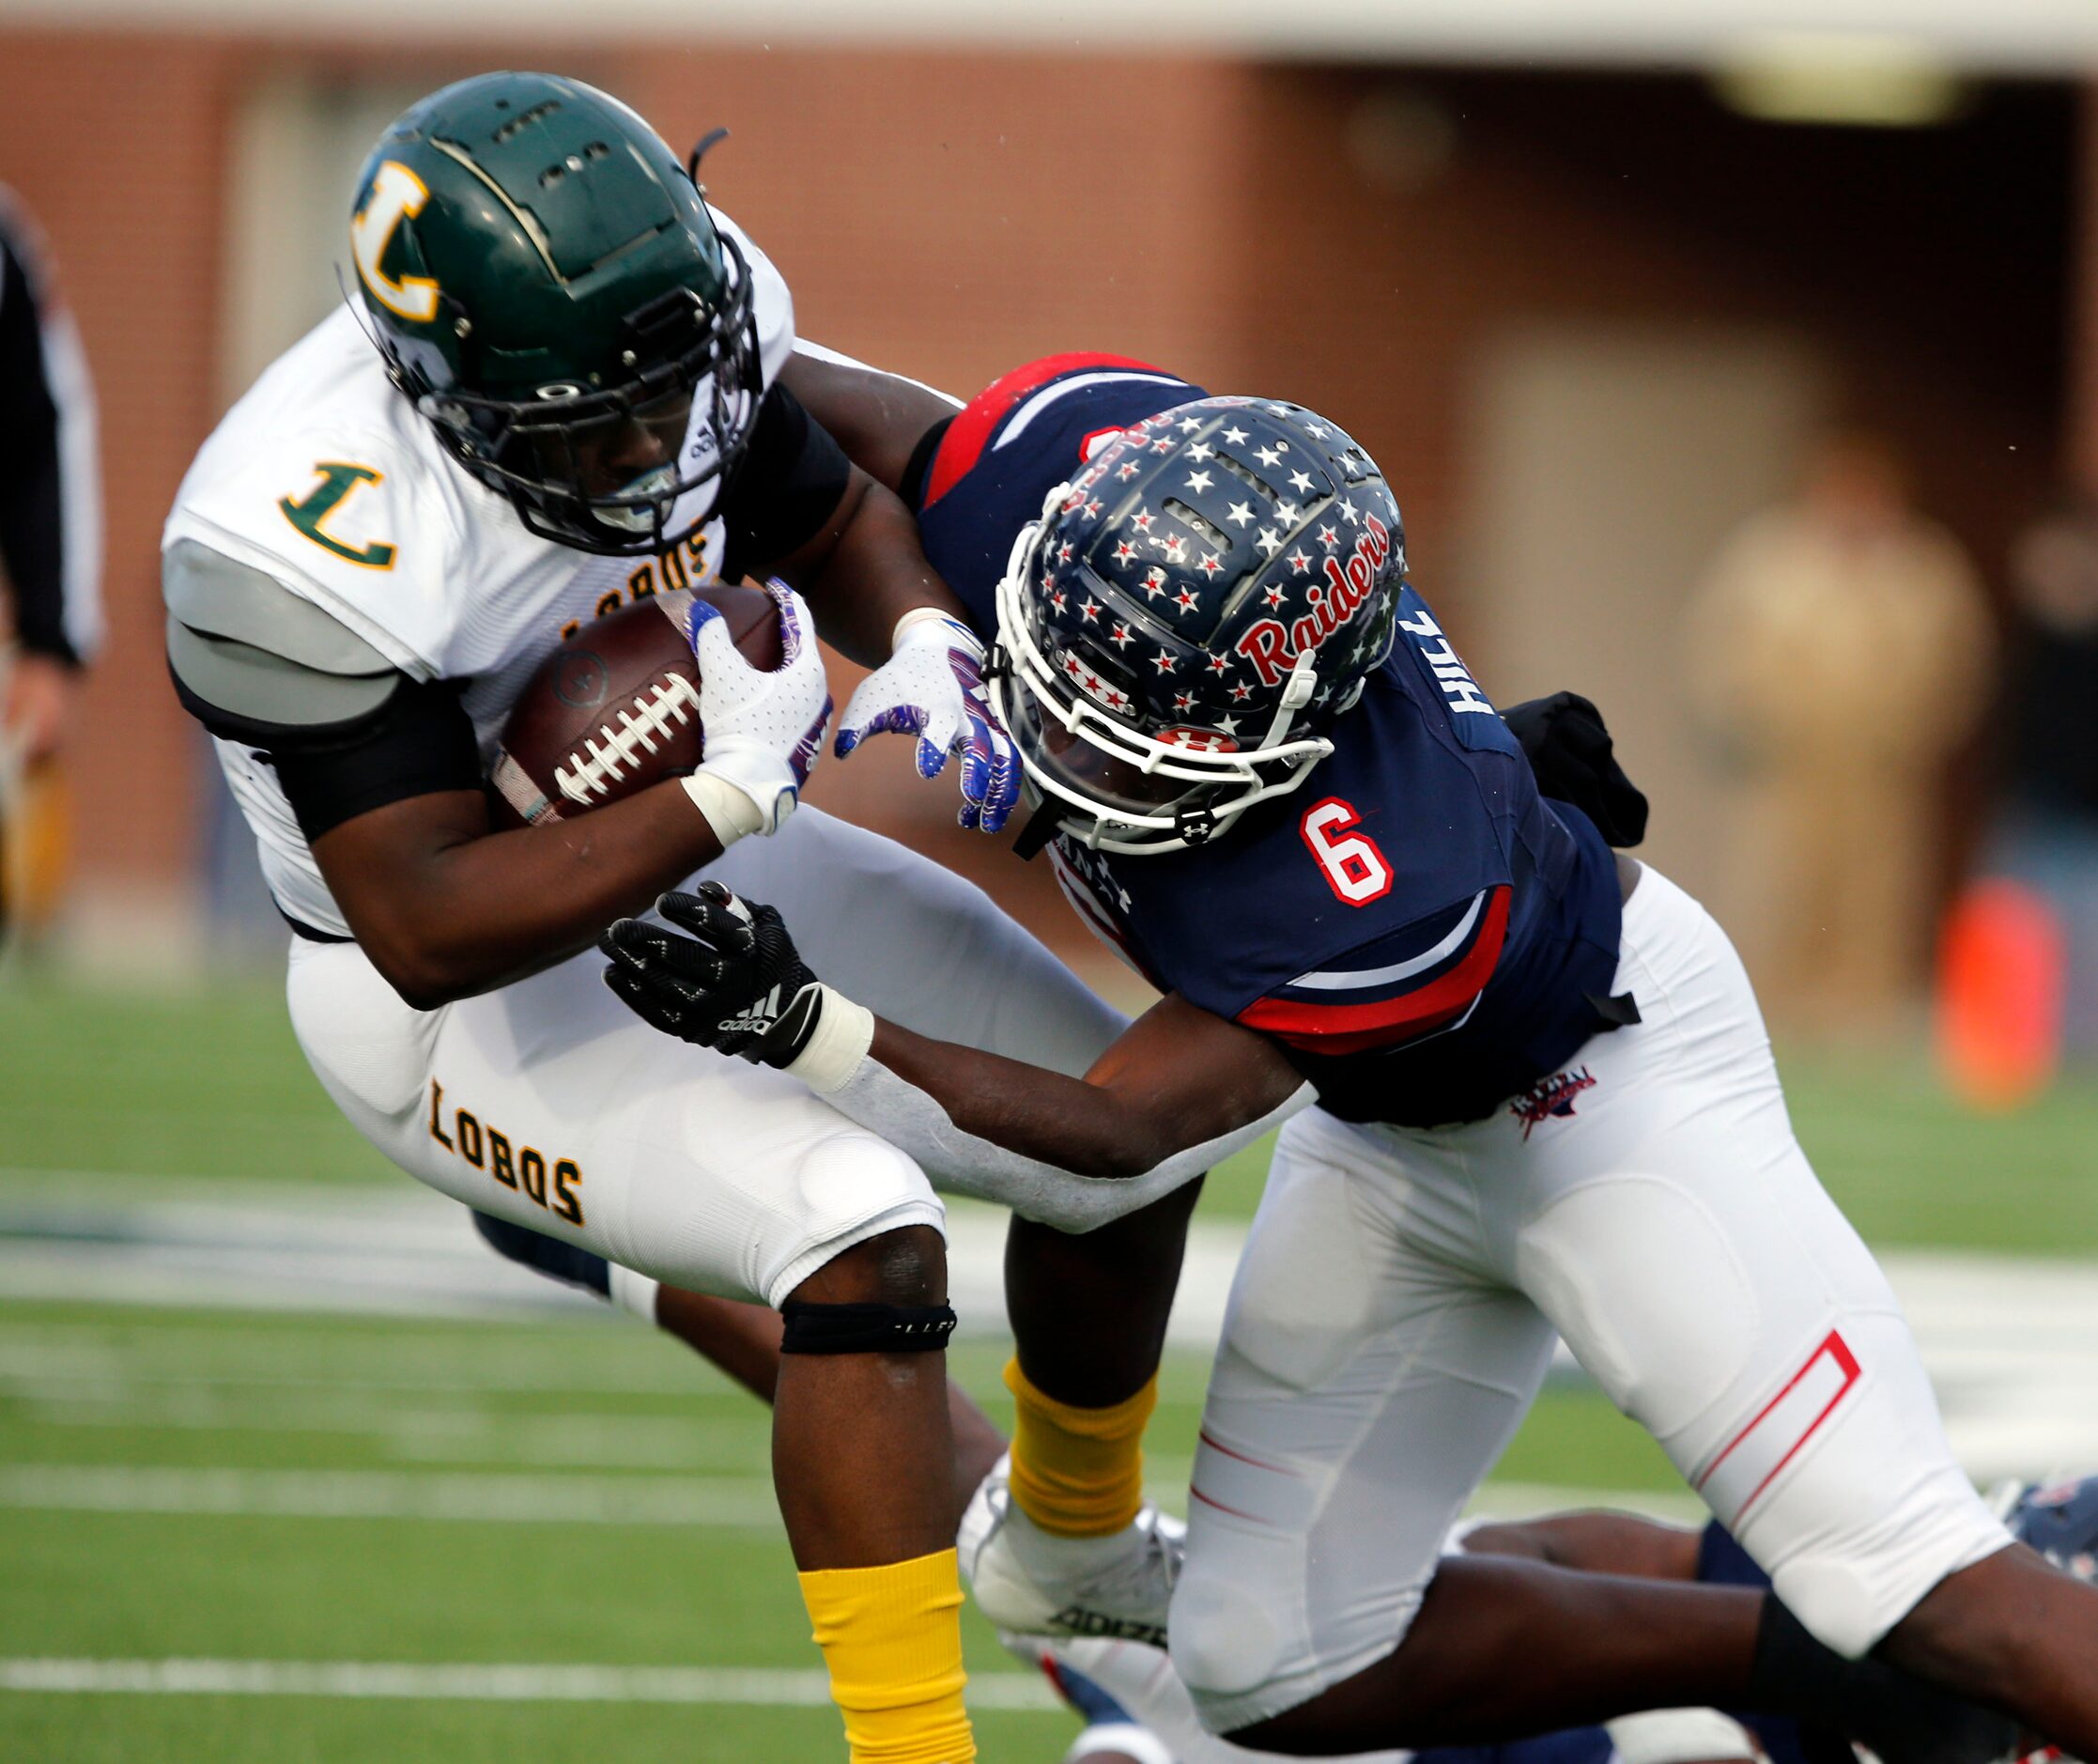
[1237,887,1512,1055]
[920,351,1169,509]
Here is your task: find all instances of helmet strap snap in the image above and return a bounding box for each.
[1175,798,1219,846]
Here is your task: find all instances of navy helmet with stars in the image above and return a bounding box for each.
[990,395,1403,854]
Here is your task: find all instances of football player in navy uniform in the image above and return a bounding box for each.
[479,1190,2098,1764]
[605,353,2098,1761]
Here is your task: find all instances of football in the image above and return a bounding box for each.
[486,584,782,828]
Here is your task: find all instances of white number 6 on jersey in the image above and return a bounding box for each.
[1301,797,1394,905]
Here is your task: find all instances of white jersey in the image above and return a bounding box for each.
[162,211,794,938]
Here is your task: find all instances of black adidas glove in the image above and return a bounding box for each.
[601,883,825,1069]
[1504,690,1649,848]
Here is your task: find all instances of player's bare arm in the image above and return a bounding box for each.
[600,883,1310,1227]
[779,347,959,499]
[764,460,949,661]
[865,989,1303,1182]
[312,780,727,1009]
[1462,1514,1705,1585]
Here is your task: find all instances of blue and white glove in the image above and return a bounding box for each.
[680,581,832,843]
[833,609,1020,833]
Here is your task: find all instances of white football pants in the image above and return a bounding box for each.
[287,805,1127,1307]
[1169,864,2010,1734]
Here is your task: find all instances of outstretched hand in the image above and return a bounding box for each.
[832,613,1020,833]
[601,882,825,1068]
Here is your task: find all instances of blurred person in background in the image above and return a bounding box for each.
[1684,432,1992,1033]
[0,186,101,951]
[1979,496,2098,1054]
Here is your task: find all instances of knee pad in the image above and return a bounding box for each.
[1167,1572,1287,1710]
[1516,1175,1758,1445]
[779,1299,956,1354]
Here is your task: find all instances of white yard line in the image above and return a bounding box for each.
[0,1465,785,1528]
[0,1656,1059,1710]
[0,1461,1701,1528]
[7,1179,2098,1480]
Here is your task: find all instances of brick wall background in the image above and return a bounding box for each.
[0,32,2078,958]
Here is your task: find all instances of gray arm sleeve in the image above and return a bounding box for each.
[816,1057,1315,1233]
[163,538,400,741]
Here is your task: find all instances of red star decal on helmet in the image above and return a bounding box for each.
[1085,500,1103,518]
[1130,509,1156,533]
[1116,461,1140,481]
[1173,691,1195,711]
[1058,542,1074,563]
[1151,649,1178,673]
[1288,549,1313,574]
[1110,621,1135,648]
[1049,589,1069,613]
[1207,653,1230,674]
[1113,540,1137,564]
[1172,586,1200,612]
[1165,536,1188,562]
[1140,568,1169,599]
[1079,598,1102,623]
[1316,524,1340,549]
[1263,584,1287,608]
[1150,437,1174,453]
[1197,551,1224,577]
[1230,680,1254,700]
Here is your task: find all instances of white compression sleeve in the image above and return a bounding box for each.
[803,1052,1315,1233]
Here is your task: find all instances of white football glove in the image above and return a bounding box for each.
[682,581,832,838]
[833,610,1020,833]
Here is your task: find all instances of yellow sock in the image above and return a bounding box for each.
[1004,1357,1159,1538]
[798,1548,976,1764]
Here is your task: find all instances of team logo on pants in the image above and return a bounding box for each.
[1509,1065,1597,1139]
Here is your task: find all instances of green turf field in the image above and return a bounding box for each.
[2,975,2093,1759]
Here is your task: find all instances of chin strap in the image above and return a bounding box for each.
[1011,800,1062,861]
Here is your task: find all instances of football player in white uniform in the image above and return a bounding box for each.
[162,71,1142,1764]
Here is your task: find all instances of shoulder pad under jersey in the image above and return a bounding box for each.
[163,538,401,744]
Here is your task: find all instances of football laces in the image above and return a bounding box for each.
[556,673,703,805]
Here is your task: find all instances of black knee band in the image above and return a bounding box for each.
[1748,1596,2016,1764]
[779,1299,957,1354]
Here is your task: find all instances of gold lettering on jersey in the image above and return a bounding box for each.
[351,161,441,324]
[425,1078,586,1229]
[426,1079,454,1151]
[280,463,397,569]
[557,534,714,642]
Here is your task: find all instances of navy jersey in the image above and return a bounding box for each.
[917,354,1624,1128]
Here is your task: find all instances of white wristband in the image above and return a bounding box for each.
[890,605,972,650]
[1066,1724,1176,1764]
[680,768,766,847]
[1605,1709,1761,1764]
[783,985,875,1093]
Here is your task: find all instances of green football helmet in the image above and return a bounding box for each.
[347,71,761,556]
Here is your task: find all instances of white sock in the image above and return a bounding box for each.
[608,1262,661,1323]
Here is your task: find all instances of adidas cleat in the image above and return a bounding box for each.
[959,1453,1182,1648]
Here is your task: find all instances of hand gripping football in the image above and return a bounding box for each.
[486,584,782,828]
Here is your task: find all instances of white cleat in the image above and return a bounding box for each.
[959,1453,1183,1648]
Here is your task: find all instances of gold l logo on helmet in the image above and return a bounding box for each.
[351,161,440,324]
